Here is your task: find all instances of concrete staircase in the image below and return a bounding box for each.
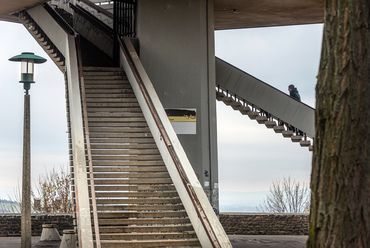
[80,67,201,247]
[19,11,65,71]
[216,87,313,151]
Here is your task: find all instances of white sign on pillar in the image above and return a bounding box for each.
[165,108,196,134]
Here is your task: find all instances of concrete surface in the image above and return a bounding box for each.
[229,235,308,248]
[0,235,308,247]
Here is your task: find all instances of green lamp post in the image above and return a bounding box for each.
[9,52,46,248]
[9,52,47,94]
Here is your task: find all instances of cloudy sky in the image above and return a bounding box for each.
[0,21,323,208]
[215,24,323,196]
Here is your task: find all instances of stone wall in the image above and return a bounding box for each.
[220,213,309,235]
[0,213,309,237]
[0,214,73,237]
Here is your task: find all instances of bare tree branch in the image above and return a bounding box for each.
[257,176,310,213]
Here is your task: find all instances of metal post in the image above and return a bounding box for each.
[21,93,31,248]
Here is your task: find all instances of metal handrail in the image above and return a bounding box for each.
[78,0,114,19]
[69,3,113,36]
[118,37,221,248]
[43,2,75,35]
[75,33,101,248]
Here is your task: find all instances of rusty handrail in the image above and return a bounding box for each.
[118,37,221,248]
[75,34,101,248]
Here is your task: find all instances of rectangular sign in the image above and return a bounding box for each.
[165,108,196,134]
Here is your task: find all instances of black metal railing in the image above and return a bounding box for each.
[113,0,136,66]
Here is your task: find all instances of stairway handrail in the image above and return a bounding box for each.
[118,37,231,248]
[43,2,75,35]
[77,0,114,19]
[75,34,101,248]
[69,3,113,36]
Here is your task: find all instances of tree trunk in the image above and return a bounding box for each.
[307,0,370,247]
[308,1,370,247]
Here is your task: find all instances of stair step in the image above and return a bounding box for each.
[291,135,303,142]
[87,102,140,108]
[91,150,159,156]
[248,111,259,119]
[85,84,132,89]
[87,107,142,112]
[86,98,138,103]
[83,71,125,76]
[256,116,268,124]
[89,138,155,144]
[85,89,133,94]
[282,130,294,137]
[90,144,157,149]
[100,239,200,248]
[87,112,144,118]
[97,204,184,212]
[92,166,167,173]
[91,155,162,161]
[309,145,314,151]
[300,140,311,147]
[84,75,127,80]
[216,92,226,101]
[97,211,187,219]
[89,127,151,133]
[86,93,136,98]
[98,217,191,226]
[239,106,251,115]
[83,66,123,71]
[94,185,175,191]
[87,117,146,123]
[89,122,148,127]
[273,126,285,133]
[92,161,165,166]
[95,191,179,198]
[92,172,170,178]
[99,232,196,240]
[265,121,276,128]
[99,225,193,234]
[95,199,182,207]
[93,178,173,184]
[223,98,237,106]
[231,104,244,110]
[84,80,129,85]
[89,133,151,138]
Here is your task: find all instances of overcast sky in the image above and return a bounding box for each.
[0,21,323,205]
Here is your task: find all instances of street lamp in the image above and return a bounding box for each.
[9,52,46,248]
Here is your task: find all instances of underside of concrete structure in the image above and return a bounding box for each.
[0,0,323,29]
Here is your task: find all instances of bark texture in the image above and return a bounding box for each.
[308,0,370,247]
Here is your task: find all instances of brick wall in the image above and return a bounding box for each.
[220,213,309,235]
[0,214,73,237]
[0,213,308,237]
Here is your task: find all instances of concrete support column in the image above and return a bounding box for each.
[137,0,219,212]
[21,94,31,248]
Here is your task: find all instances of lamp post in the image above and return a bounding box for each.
[9,52,46,248]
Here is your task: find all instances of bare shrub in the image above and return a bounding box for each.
[0,166,72,213]
[257,176,310,213]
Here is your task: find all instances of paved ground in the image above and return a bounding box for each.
[0,235,308,247]
[229,235,307,248]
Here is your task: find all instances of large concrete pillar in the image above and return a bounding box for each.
[136,0,219,211]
